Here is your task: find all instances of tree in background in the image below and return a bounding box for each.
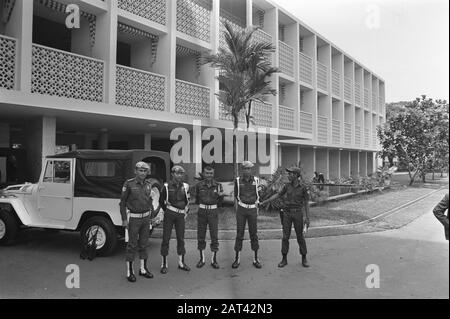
[203,22,277,178]
[378,96,449,185]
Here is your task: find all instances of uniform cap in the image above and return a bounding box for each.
[135,161,150,170]
[286,167,302,175]
[241,161,254,168]
[171,165,186,173]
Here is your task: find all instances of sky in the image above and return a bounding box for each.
[271,0,449,103]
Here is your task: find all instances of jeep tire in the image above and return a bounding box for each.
[80,216,117,257]
[0,209,19,245]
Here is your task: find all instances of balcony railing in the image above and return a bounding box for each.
[279,105,295,130]
[344,122,352,145]
[364,128,370,147]
[253,101,273,127]
[31,44,104,102]
[278,41,294,78]
[354,82,362,106]
[344,77,352,102]
[317,116,328,143]
[116,65,165,111]
[177,0,211,42]
[0,34,16,90]
[175,79,210,118]
[355,125,362,145]
[300,111,313,134]
[364,88,370,110]
[299,52,313,86]
[118,0,166,25]
[372,93,377,111]
[331,70,341,97]
[379,96,384,114]
[372,130,377,148]
[332,119,341,144]
[253,28,272,45]
[317,62,328,92]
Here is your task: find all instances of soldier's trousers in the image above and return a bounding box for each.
[126,215,151,262]
[160,209,186,256]
[281,209,307,256]
[234,206,259,252]
[197,208,219,252]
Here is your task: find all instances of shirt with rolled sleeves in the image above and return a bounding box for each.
[194,179,224,205]
[278,182,309,210]
[234,175,260,205]
[119,178,153,221]
[159,180,190,211]
[433,193,449,240]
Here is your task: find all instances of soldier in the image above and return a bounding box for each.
[159,165,191,274]
[193,166,224,269]
[119,161,155,283]
[232,161,263,269]
[260,167,310,268]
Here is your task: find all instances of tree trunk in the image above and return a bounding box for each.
[233,131,238,179]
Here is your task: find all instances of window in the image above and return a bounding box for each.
[43,160,71,183]
[84,161,117,177]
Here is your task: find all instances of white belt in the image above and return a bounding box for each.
[199,204,218,210]
[129,211,150,218]
[167,205,188,214]
[238,202,258,209]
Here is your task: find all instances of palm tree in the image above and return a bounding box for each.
[203,22,278,178]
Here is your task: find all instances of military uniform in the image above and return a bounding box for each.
[120,162,156,282]
[159,166,191,273]
[194,178,223,268]
[232,161,262,269]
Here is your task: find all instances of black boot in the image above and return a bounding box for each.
[139,259,154,279]
[127,261,136,283]
[302,255,310,268]
[196,250,205,268]
[178,255,191,271]
[160,256,168,274]
[253,250,262,269]
[232,251,240,269]
[278,254,288,268]
[211,251,220,269]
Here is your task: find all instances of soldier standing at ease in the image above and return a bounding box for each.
[119,162,155,283]
[232,161,263,269]
[260,167,310,268]
[193,166,224,269]
[159,165,191,274]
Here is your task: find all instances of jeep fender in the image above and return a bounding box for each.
[0,198,32,226]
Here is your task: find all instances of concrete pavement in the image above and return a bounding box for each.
[0,189,448,299]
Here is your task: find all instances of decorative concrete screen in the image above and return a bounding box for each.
[253,101,273,127]
[379,96,383,113]
[332,70,341,97]
[364,88,370,110]
[300,111,313,134]
[278,41,294,78]
[317,116,328,143]
[332,119,341,144]
[279,105,295,130]
[364,128,370,147]
[372,129,377,147]
[299,52,313,86]
[31,44,104,102]
[177,0,211,42]
[344,77,353,102]
[372,93,377,111]
[118,0,166,25]
[344,122,352,145]
[116,66,165,111]
[317,62,328,92]
[0,35,16,90]
[175,79,210,118]
[252,28,272,45]
[355,125,362,145]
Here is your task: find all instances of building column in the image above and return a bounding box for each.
[367,152,374,175]
[359,151,367,177]
[84,133,97,149]
[350,151,359,177]
[329,149,340,180]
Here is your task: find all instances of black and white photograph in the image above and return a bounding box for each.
[0,0,448,304]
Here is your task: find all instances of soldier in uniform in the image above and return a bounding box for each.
[119,161,155,283]
[261,167,310,268]
[193,166,224,269]
[232,161,263,269]
[159,165,191,274]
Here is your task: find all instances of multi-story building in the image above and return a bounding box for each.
[0,0,385,184]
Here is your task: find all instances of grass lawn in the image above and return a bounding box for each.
[183,175,448,230]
